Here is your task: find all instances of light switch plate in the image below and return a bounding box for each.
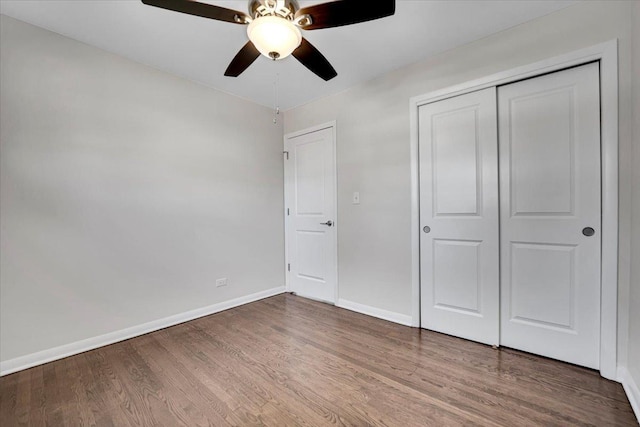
[352,192,360,205]
[216,278,228,287]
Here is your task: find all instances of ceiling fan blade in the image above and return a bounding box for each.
[141,0,249,24]
[295,0,395,30]
[224,41,261,77]
[292,38,337,81]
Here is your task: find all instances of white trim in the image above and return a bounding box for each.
[337,299,414,327]
[0,286,286,377]
[618,367,640,423]
[409,100,421,328]
[284,120,336,139]
[330,122,338,304]
[283,143,291,291]
[598,41,619,381]
[409,40,619,380]
[283,120,338,303]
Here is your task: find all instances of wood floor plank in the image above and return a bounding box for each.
[80,351,129,427]
[257,294,634,423]
[0,366,18,425]
[27,367,46,427]
[84,348,141,426]
[186,324,368,425]
[203,306,493,426]
[0,293,637,426]
[107,341,191,426]
[249,298,615,425]
[13,370,32,426]
[240,306,534,425]
[130,335,231,426]
[201,317,472,426]
[68,355,103,427]
[42,362,66,425]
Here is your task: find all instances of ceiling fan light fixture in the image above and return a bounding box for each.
[247,16,301,60]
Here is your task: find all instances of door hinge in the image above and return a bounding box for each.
[287,263,290,272]
[287,208,290,216]
[283,151,289,160]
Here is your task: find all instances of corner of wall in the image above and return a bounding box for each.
[618,367,640,422]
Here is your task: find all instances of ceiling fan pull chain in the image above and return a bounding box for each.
[273,73,280,124]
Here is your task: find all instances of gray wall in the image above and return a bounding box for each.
[284,0,636,375]
[0,15,284,362]
[628,0,640,393]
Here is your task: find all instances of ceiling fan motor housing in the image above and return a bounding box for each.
[249,0,299,20]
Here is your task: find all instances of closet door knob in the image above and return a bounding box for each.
[582,227,595,237]
[423,226,431,234]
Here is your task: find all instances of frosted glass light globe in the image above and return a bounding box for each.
[247,16,302,60]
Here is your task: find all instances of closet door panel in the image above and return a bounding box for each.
[498,62,601,369]
[419,87,499,346]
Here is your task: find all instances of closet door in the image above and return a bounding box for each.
[419,87,500,346]
[498,62,601,369]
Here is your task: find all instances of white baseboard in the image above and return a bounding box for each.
[0,286,286,376]
[337,299,414,327]
[618,366,640,423]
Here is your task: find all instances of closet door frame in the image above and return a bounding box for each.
[409,40,619,380]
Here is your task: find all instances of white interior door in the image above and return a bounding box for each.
[284,125,337,303]
[419,87,500,346]
[498,62,601,369]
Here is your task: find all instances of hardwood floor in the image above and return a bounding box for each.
[0,293,636,426]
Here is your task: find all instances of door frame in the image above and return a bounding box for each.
[283,121,338,304]
[409,40,619,380]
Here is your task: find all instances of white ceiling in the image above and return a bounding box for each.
[0,0,576,110]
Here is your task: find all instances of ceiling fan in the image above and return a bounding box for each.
[141,0,396,81]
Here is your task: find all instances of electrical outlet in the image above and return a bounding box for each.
[216,278,228,287]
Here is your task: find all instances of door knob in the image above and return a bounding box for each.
[582,227,595,237]
[320,220,333,227]
[423,225,431,233]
